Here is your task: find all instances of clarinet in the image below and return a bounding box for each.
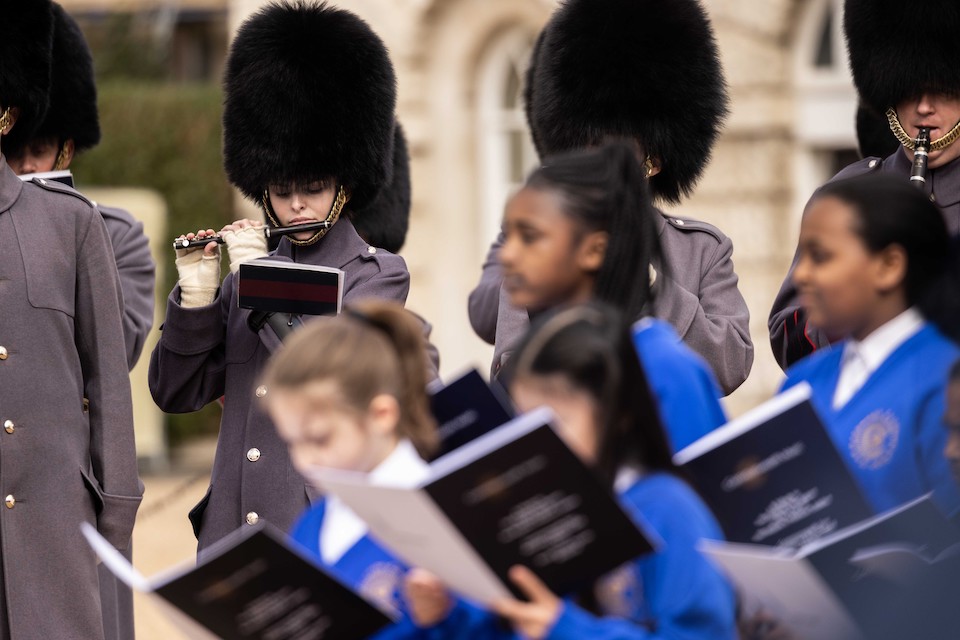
[910,127,931,189]
[172,220,332,250]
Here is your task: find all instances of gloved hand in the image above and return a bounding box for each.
[221,220,269,274]
[175,234,221,308]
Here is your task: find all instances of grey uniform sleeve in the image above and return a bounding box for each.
[102,208,155,369]
[655,234,753,395]
[467,233,506,345]
[767,247,830,371]
[75,211,143,549]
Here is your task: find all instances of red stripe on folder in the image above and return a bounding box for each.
[241,280,339,303]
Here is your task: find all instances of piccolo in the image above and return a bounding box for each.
[910,127,931,189]
[172,220,333,250]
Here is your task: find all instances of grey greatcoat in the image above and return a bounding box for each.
[469,211,753,395]
[149,217,411,552]
[0,158,142,640]
[98,204,156,369]
[768,150,960,370]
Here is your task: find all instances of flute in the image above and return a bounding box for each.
[173,220,333,250]
[910,127,931,189]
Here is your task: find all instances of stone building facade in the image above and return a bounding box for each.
[226,0,861,415]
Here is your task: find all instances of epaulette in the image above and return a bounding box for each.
[359,244,384,262]
[661,214,725,244]
[832,156,883,182]
[27,176,95,207]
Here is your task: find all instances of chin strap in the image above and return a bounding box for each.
[0,108,13,134]
[261,184,349,247]
[886,108,960,152]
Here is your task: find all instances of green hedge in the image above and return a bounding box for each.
[73,81,232,445]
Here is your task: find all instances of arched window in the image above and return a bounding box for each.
[475,27,539,250]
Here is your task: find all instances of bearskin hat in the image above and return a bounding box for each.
[525,0,729,203]
[31,4,100,153]
[855,102,900,159]
[0,0,55,156]
[223,1,397,210]
[350,122,411,253]
[845,0,960,113]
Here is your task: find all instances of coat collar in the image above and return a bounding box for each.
[0,155,24,214]
[274,215,368,267]
[885,148,960,207]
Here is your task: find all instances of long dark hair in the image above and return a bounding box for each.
[507,303,678,488]
[813,174,960,343]
[526,141,662,320]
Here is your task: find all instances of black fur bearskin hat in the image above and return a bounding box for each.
[525,0,729,204]
[845,0,960,113]
[350,122,411,253]
[223,1,397,209]
[855,102,901,159]
[31,3,101,153]
[0,0,55,156]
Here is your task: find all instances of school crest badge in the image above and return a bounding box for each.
[849,410,900,470]
[359,562,403,614]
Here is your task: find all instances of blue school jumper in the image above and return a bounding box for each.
[420,473,737,640]
[291,501,419,639]
[632,319,727,452]
[781,323,960,519]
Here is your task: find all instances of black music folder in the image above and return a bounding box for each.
[82,521,395,640]
[238,259,344,317]
[429,368,515,457]
[674,382,874,548]
[308,407,659,605]
[702,494,960,640]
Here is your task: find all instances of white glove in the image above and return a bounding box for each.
[175,246,221,308]
[221,225,268,274]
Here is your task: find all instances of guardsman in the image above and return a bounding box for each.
[0,1,142,638]
[6,3,155,371]
[467,0,753,395]
[149,0,418,553]
[769,0,960,369]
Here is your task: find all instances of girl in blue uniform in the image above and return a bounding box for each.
[782,173,960,520]
[497,142,725,451]
[405,304,737,640]
[260,300,439,638]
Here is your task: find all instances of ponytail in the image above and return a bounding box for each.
[527,141,662,320]
[262,300,438,458]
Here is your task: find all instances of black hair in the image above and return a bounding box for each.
[813,174,960,343]
[950,359,960,383]
[507,302,678,488]
[525,141,662,321]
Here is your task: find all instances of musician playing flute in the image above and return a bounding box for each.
[149,1,417,554]
[769,0,960,369]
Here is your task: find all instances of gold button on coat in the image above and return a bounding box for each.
[0,346,7,360]
[3,420,13,434]
[246,448,261,462]
[245,511,259,525]
[255,385,267,398]
[4,495,15,509]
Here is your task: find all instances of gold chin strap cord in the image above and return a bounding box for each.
[53,144,69,171]
[0,108,13,133]
[886,108,960,152]
[261,184,349,247]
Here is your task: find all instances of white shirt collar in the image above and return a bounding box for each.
[319,439,430,565]
[844,307,924,374]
